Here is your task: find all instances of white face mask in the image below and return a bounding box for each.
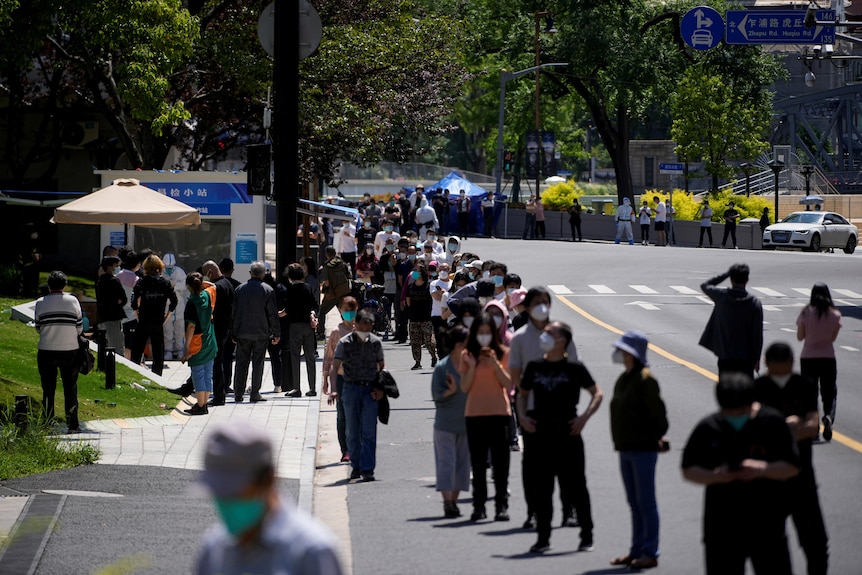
[478,296,492,306]
[482,270,491,279]
[612,349,626,364]
[439,271,449,280]
[771,373,792,387]
[354,331,370,341]
[530,303,550,322]
[492,314,504,328]
[476,333,493,347]
[462,316,474,329]
[538,332,555,353]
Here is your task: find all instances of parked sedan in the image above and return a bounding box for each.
[762,211,858,253]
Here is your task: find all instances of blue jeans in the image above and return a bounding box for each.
[343,381,379,473]
[619,451,659,559]
[190,360,214,393]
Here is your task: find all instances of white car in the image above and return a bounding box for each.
[763,211,858,254]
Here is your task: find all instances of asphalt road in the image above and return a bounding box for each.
[346,238,862,575]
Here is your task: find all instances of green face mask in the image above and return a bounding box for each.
[342,310,357,322]
[724,413,750,432]
[214,497,267,537]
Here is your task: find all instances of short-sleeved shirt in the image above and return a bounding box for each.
[462,348,511,417]
[639,206,652,225]
[429,278,452,316]
[654,201,667,222]
[334,332,384,384]
[407,281,432,322]
[357,226,377,250]
[508,320,578,372]
[700,207,713,227]
[754,373,818,467]
[184,290,217,366]
[796,305,841,358]
[521,358,595,434]
[681,407,799,540]
[723,208,740,226]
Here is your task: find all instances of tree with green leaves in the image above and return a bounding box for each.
[671,66,772,192]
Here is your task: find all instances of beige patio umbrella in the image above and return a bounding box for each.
[52,178,201,226]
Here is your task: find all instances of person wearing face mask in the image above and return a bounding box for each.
[322,297,359,463]
[614,197,635,245]
[437,235,460,266]
[162,253,188,360]
[279,264,319,398]
[355,244,381,283]
[460,313,512,522]
[503,273,522,307]
[446,262,508,317]
[415,197,439,241]
[518,322,602,554]
[406,263,437,370]
[425,232,443,255]
[754,343,828,575]
[335,219,357,279]
[96,255,127,352]
[608,331,668,570]
[394,246,418,344]
[508,287,579,530]
[509,288,529,331]
[456,189,471,239]
[195,423,344,575]
[383,195,401,227]
[373,220,401,259]
[378,251,398,339]
[484,299,517,450]
[199,260,235,406]
[356,218,378,254]
[430,263,453,358]
[682,373,800,575]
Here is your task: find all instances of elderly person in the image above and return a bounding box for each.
[609,331,669,570]
[195,424,344,574]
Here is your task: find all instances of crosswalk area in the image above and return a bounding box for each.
[547,284,862,311]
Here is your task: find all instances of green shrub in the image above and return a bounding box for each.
[0,264,20,297]
[541,182,584,211]
[643,188,772,223]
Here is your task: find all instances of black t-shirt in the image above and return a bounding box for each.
[407,281,432,322]
[520,358,596,434]
[357,226,378,249]
[681,407,800,539]
[724,207,740,225]
[754,373,817,467]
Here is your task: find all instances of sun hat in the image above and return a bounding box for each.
[613,330,650,366]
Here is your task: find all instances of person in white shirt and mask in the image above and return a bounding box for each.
[415,197,439,241]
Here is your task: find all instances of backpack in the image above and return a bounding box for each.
[324,258,352,300]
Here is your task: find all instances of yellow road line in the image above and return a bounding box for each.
[555,294,862,455]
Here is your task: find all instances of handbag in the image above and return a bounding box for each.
[77,335,95,375]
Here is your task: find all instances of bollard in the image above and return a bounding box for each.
[105,347,116,389]
[14,395,29,431]
[97,328,107,371]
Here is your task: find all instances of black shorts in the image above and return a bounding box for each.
[123,320,137,349]
[654,221,665,231]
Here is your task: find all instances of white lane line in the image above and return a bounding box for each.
[630,285,658,294]
[696,296,714,305]
[625,301,660,311]
[548,285,573,295]
[751,287,787,297]
[834,289,862,299]
[670,285,700,295]
[834,299,855,307]
[588,284,616,294]
[781,328,796,333]
[793,288,811,297]
[840,346,859,352]
[763,305,781,312]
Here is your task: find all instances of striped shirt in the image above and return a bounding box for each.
[35,292,83,351]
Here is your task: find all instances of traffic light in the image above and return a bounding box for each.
[247,144,271,196]
[503,150,513,173]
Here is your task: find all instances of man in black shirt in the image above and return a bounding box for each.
[721,201,741,249]
[754,342,828,575]
[517,321,603,554]
[280,263,319,397]
[203,260,235,405]
[356,220,378,252]
[682,372,800,575]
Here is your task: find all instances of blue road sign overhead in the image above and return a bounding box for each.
[681,6,724,50]
[726,10,835,45]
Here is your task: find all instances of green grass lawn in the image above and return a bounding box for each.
[1,295,180,425]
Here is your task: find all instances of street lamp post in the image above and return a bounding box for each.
[495,62,567,201]
[739,162,754,197]
[767,158,785,222]
[534,11,556,199]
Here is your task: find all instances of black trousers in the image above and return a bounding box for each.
[268,339,282,389]
[570,221,581,241]
[705,526,791,575]
[699,226,714,246]
[535,220,546,238]
[38,349,79,429]
[212,324,230,402]
[431,316,448,359]
[801,357,837,422]
[484,210,494,237]
[526,431,593,543]
[340,251,357,278]
[458,212,469,238]
[130,321,165,375]
[722,224,738,247]
[717,358,755,379]
[222,335,236,391]
[466,415,510,510]
[788,468,829,575]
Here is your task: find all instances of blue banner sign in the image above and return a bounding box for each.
[726,10,835,45]
[142,182,251,216]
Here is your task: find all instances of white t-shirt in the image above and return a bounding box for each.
[336,223,356,254]
[655,201,667,222]
[373,230,400,257]
[700,207,713,227]
[639,206,652,225]
[429,278,452,316]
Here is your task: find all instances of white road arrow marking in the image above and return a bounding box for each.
[625,300,660,311]
[548,285,573,295]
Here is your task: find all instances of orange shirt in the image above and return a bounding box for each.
[462,348,511,417]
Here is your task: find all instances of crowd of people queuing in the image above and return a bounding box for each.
[29,184,838,573]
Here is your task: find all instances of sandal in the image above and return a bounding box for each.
[610,555,634,566]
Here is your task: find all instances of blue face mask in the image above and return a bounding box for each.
[491,275,504,287]
[724,413,750,432]
[214,497,267,537]
[342,310,357,322]
[410,271,420,280]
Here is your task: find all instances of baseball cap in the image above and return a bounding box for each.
[469,260,484,270]
[509,288,527,307]
[198,424,274,498]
